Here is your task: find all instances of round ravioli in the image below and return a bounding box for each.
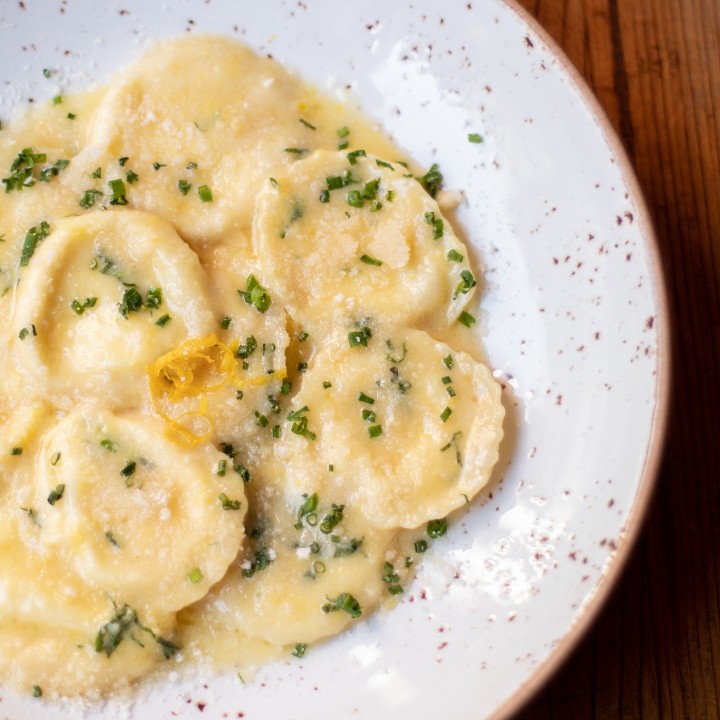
[180,487,399,650]
[83,36,320,247]
[6,210,215,408]
[36,405,247,614]
[253,149,478,333]
[272,324,504,529]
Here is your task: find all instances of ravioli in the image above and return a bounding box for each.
[0,35,504,699]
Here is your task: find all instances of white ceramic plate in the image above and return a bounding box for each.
[0,1,669,718]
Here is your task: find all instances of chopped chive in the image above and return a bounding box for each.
[419,163,443,197]
[238,274,271,313]
[155,314,171,327]
[52,95,62,105]
[10,447,22,456]
[322,592,362,618]
[177,179,191,195]
[292,643,308,658]
[284,147,308,155]
[458,311,476,328]
[322,381,332,389]
[440,407,452,423]
[219,493,242,511]
[347,149,366,165]
[376,159,394,169]
[319,188,330,203]
[414,539,428,553]
[101,439,118,452]
[219,316,232,329]
[50,451,61,466]
[108,178,128,205]
[43,68,52,78]
[216,459,227,476]
[67,112,77,119]
[125,169,139,184]
[198,184,213,202]
[299,118,316,130]
[447,248,464,262]
[79,189,103,208]
[47,483,65,505]
[357,392,375,405]
[348,326,372,347]
[468,132,484,143]
[20,220,50,266]
[427,518,448,538]
[367,425,382,438]
[153,162,166,170]
[346,189,364,208]
[360,254,382,266]
[336,126,350,138]
[120,460,136,478]
[186,161,197,170]
[443,354,454,369]
[32,685,43,698]
[188,567,203,583]
[118,156,129,167]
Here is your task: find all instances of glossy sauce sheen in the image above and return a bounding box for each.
[0,36,503,697]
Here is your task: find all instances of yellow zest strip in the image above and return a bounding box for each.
[146,334,287,444]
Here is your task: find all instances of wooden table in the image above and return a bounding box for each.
[511,0,720,718]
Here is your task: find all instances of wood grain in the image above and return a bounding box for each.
[510,0,720,718]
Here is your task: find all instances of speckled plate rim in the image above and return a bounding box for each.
[491,2,671,717]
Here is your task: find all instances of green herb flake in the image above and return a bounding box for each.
[440,406,453,423]
[292,643,308,658]
[419,163,443,197]
[38,158,69,182]
[219,493,242,511]
[360,254,382,266]
[322,592,362,619]
[458,311,476,328]
[94,604,137,657]
[347,149,367,165]
[299,118,316,130]
[414,539,428,553]
[238,274,271,314]
[120,460,136,478]
[155,314,172,328]
[348,326,372,348]
[424,210,444,239]
[367,424,383,438]
[32,685,43,698]
[427,518,448,538]
[284,147,308,155]
[198,184,213,202]
[447,248,464,262]
[20,220,50,266]
[47,483,66,505]
[101,438,118,452]
[320,504,344,534]
[79,188,103,208]
[219,316,232,330]
[443,354,454,370]
[108,178,128,206]
[67,112,77,120]
[188,567,203,584]
[119,285,143,318]
[10,447,23,456]
[178,179,191,195]
[468,132,484,144]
